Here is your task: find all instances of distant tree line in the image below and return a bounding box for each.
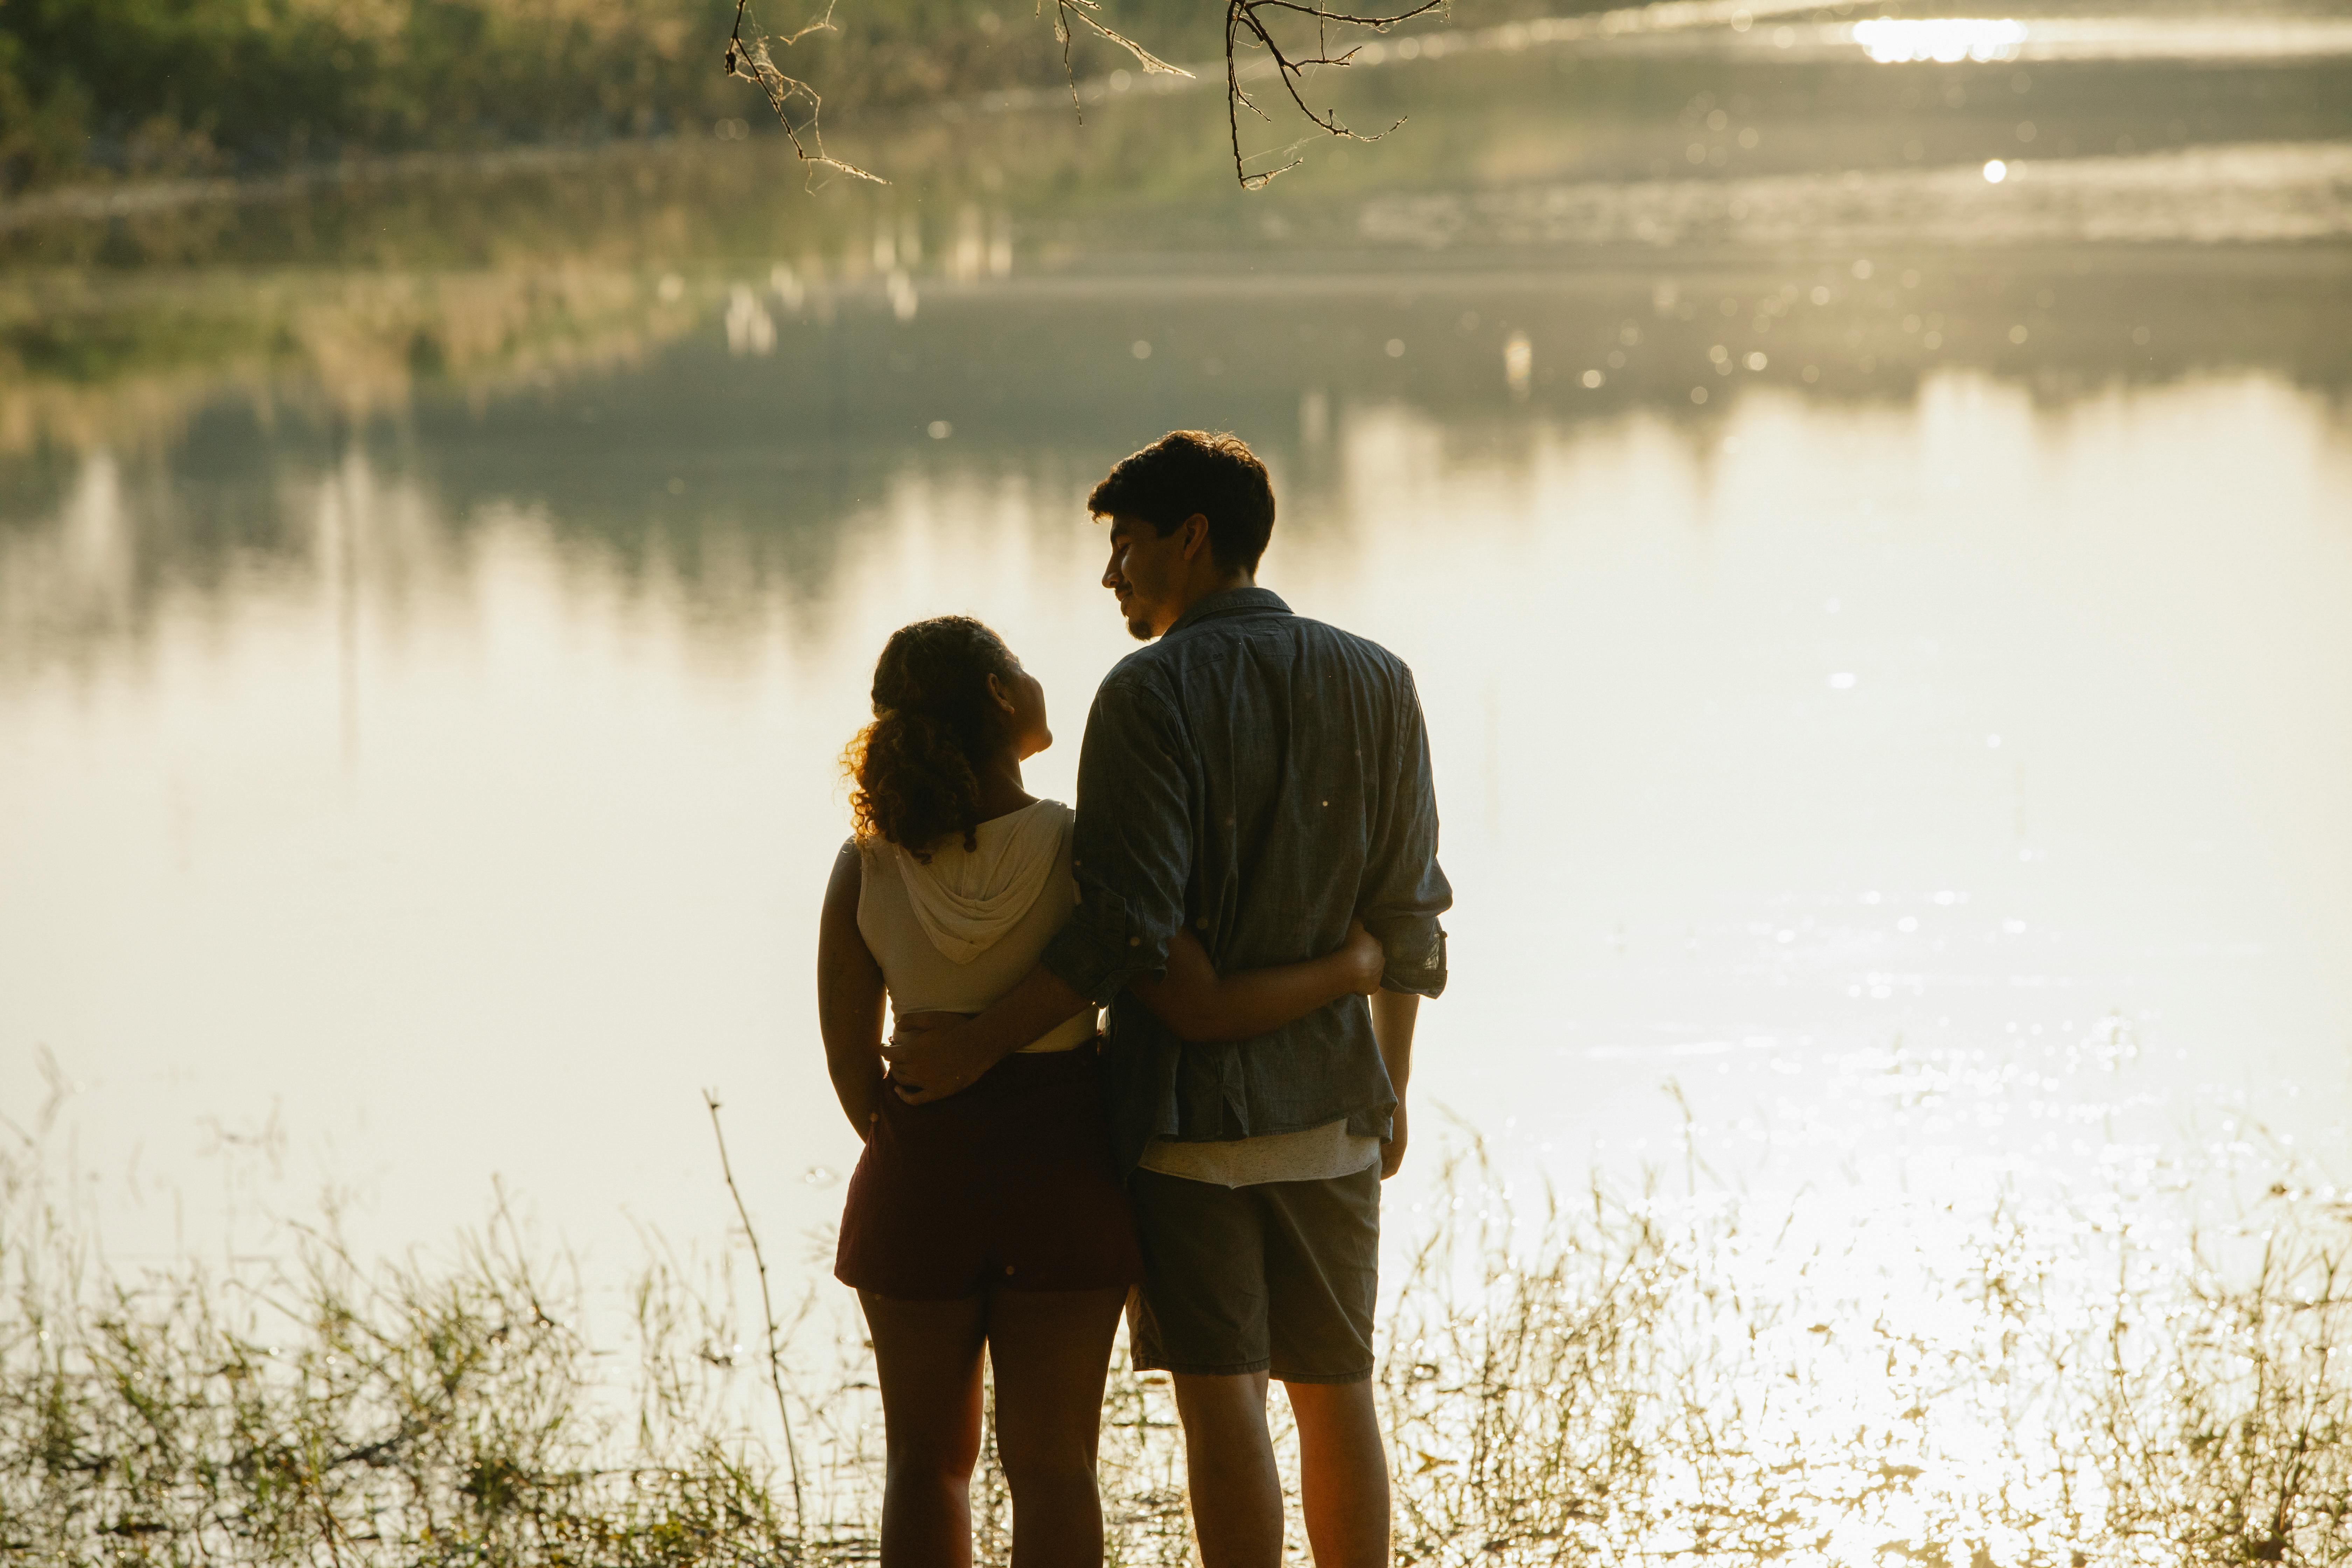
[0,0,1247,194]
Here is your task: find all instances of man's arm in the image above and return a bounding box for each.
[1129,924,1383,1043]
[816,841,888,1138]
[880,963,1091,1103]
[885,920,1376,1094]
[1371,987,1419,1178]
[1359,664,1452,998]
[1357,661,1443,1179]
[886,673,1195,1102]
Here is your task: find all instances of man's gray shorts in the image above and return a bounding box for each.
[1125,1160,1380,1384]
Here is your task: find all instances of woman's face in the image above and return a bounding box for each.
[995,658,1051,760]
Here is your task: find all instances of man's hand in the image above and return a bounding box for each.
[880,965,1094,1104]
[881,1012,994,1104]
[1381,1098,1408,1179]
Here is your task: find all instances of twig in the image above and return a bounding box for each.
[725,0,1431,189]
[703,1088,808,1537]
[725,0,887,186]
[1047,0,1195,119]
[1224,0,1441,188]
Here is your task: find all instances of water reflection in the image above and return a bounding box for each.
[5,352,2347,1276]
[8,255,2349,688]
[7,5,2350,452]
[1,7,2348,1282]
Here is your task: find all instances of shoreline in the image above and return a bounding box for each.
[13,1,2350,237]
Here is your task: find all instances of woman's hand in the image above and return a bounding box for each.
[1340,919,1386,996]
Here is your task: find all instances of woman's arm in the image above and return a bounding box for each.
[817,840,889,1140]
[1128,922,1384,1043]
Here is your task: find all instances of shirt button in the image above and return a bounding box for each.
[1129,937,1141,947]
[1005,1265,1017,1276]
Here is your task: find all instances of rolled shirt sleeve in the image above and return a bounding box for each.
[1360,665,1451,998]
[1038,674,1194,1007]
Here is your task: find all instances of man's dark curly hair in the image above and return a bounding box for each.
[1087,430,1276,575]
[843,616,1019,862]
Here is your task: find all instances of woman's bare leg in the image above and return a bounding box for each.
[985,1286,1130,1568]
[861,1291,990,1568]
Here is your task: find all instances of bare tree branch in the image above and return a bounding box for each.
[1052,0,1194,79]
[1048,0,1196,119]
[724,0,887,186]
[725,0,1443,190]
[1226,0,1444,189]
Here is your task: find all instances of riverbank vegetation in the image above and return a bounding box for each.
[0,0,1240,195]
[5,1130,2345,1566]
[1,0,1486,197]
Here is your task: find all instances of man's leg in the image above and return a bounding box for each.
[1126,1169,1280,1568]
[1171,1371,1284,1568]
[1262,1164,1387,1568]
[1286,1378,1390,1568]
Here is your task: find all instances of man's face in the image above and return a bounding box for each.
[1100,513,1193,641]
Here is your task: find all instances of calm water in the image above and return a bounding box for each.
[3,6,2349,1292]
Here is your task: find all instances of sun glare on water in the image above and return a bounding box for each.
[1851,17,2030,63]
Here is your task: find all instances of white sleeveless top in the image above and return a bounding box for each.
[854,799,1098,1054]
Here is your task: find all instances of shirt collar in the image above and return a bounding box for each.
[1164,585,1291,639]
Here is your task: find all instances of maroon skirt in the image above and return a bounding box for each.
[836,1046,1143,1300]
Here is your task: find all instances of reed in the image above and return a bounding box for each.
[1370,1146,2350,1566]
[3,1122,2344,1565]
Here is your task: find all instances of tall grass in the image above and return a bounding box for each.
[0,1169,802,1564]
[1374,1148,2350,1565]
[4,1124,2346,1565]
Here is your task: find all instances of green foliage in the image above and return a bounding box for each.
[0,0,1227,194]
[0,0,734,186]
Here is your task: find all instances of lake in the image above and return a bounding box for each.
[3,2,2348,1310]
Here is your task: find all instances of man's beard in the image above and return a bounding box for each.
[1126,615,1153,641]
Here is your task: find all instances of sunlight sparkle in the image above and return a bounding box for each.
[1851,17,2028,63]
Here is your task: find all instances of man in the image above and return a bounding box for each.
[885,429,1450,1568]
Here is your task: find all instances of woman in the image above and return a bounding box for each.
[816,615,1383,1568]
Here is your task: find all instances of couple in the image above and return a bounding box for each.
[815,430,1451,1568]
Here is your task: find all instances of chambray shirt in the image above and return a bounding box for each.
[1038,587,1452,1176]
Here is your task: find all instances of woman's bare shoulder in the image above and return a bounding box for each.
[830,835,877,892]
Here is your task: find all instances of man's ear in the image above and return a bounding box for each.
[1176,513,1213,563]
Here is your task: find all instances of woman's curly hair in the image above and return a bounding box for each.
[844,616,1019,862]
